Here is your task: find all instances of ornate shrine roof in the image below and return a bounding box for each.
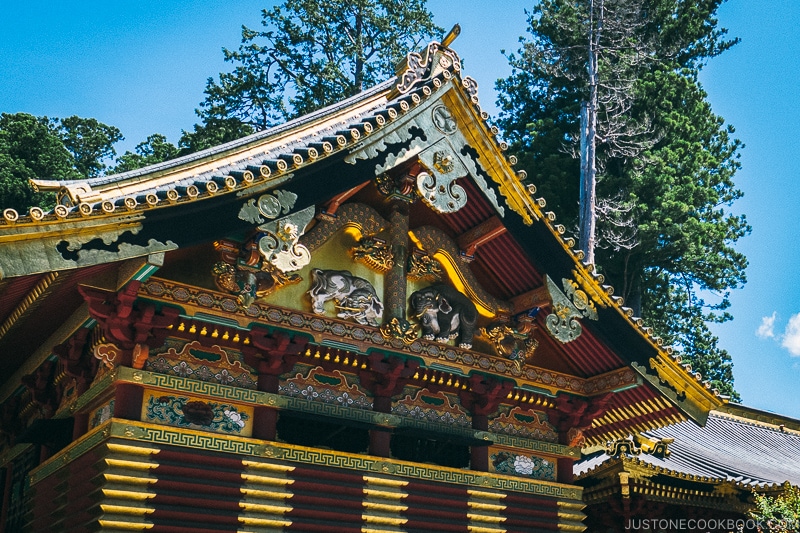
[0,39,722,439]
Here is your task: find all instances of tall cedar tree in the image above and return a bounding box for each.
[496,0,748,398]
[191,0,441,148]
[0,113,121,212]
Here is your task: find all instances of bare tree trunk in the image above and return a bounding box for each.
[579,0,602,265]
[354,11,364,93]
[579,104,596,265]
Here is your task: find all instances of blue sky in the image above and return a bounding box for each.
[2,1,798,419]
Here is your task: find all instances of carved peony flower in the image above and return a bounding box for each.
[513,454,534,476]
[224,409,245,428]
[182,401,214,426]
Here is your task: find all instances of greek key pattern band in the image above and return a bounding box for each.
[108,368,578,458]
[116,367,263,403]
[100,419,582,501]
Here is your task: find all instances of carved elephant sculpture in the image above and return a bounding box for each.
[410,284,477,349]
[308,269,383,327]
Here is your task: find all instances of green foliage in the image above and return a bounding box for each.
[0,113,76,212]
[751,486,800,532]
[197,0,442,132]
[496,0,748,397]
[178,118,255,154]
[51,116,123,178]
[112,134,179,174]
[0,112,124,212]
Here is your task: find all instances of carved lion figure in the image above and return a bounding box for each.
[410,284,477,349]
[308,269,383,327]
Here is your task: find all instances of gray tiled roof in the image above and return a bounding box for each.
[576,407,800,487]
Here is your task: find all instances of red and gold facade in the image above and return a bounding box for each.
[0,41,722,532]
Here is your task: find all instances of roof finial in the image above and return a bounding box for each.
[442,24,461,48]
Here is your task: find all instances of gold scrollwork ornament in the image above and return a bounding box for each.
[379,317,419,344]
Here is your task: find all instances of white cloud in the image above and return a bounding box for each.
[757,312,777,339]
[781,313,800,357]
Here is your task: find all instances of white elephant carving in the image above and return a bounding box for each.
[308,269,383,327]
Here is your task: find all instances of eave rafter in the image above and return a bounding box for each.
[578,457,756,514]
[0,272,60,341]
[455,215,506,259]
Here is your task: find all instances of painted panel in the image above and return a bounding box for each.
[140,389,253,437]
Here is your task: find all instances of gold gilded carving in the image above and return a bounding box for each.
[410,226,512,318]
[374,172,416,202]
[417,172,467,213]
[151,340,254,381]
[480,316,539,372]
[605,434,673,459]
[132,344,149,369]
[94,343,122,369]
[213,240,301,307]
[0,272,58,340]
[432,151,455,173]
[543,276,597,344]
[302,203,388,254]
[562,279,598,320]
[546,301,582,344]
[392,389,470,427]
[140,279,614,397]
[281,367,372,410]
[407,250,443,282]
[488,406,557,443]
[416,142,468,214]
[379,317,419,344]
[352,237,394,272]
[97,418,584,501]
[571,268,610,310]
